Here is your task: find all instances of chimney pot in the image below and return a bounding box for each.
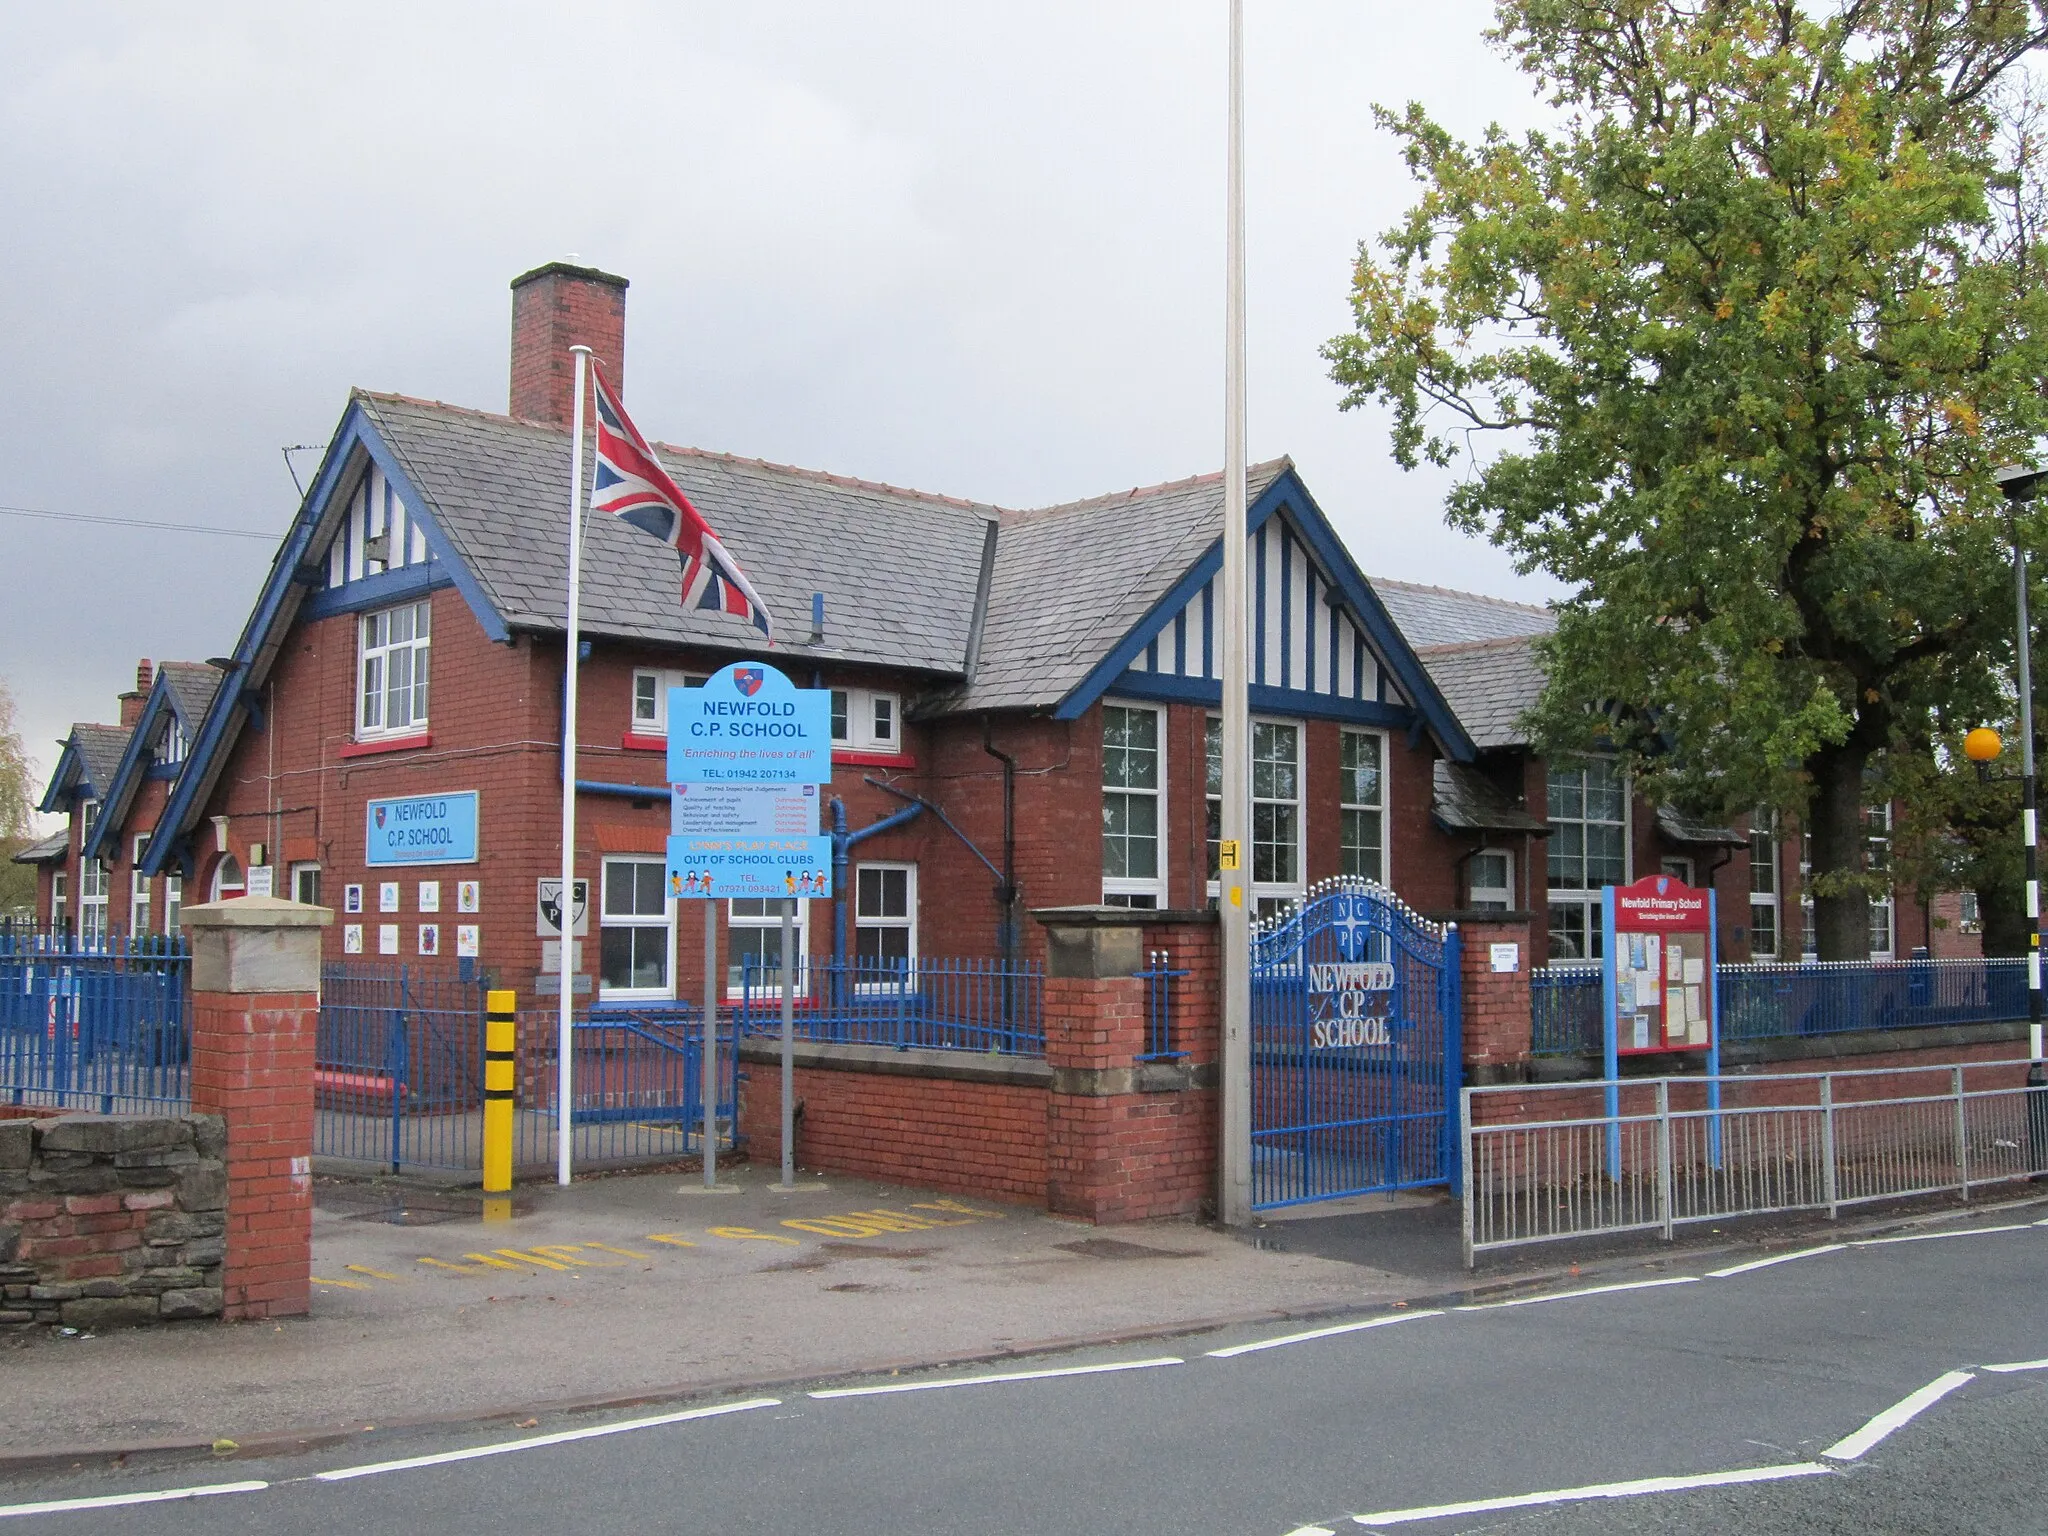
[509,261,629,429]
[119,659,153,727]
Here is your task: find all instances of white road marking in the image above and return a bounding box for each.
[1708,1244,1845,1279]
[1822,1371,1975,1462]
[1206,1310,1443,1358]
[0,1481,269,1521]
[1851,1223,2030,1248]
[1284,1527,1337,1535]
[808,1356,1183,1399]
[1982,1357,2048,1374]
[1453,1276,1699,1311]
[1348,1462,1831,1526]
[314,1397,780,1481]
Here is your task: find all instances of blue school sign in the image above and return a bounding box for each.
[665,663,833,898]
[365,791,480,866]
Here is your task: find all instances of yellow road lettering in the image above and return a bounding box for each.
[312,1276,372,1291]
[344,1264,405,1282]
[707,1226,802,1247]
[780,1217,889,1238]
[843,1209,944,1232]
[910,1199,1002,1221]
[492,1248,576,1271]
[579,1241,649,1260]
[529,1244,629,1268]
[645,1233,697,1248]
[417,1256,506,1277]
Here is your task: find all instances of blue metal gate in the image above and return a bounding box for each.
[1250,879,1462,1209]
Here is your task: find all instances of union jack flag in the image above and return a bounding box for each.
[590,364,774,638]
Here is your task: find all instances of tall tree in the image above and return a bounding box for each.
[0,680,38,917]
[1327,0,2048,957]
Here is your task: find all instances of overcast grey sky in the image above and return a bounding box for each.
[0,1,1557,812]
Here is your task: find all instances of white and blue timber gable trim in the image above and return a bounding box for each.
[142,397,513,877]
[1053,470,1476,760]
[82,677,201,861]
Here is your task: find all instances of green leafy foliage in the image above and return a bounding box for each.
[0,679,39,917]
[1328,0,2048,957]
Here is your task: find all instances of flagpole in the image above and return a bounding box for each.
[1217,0,1254,1227]
[558,344,593,1188]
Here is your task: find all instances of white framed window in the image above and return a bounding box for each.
[1867,803,1894,958]
[51,870,67,931]
[357,599,432,737]
[829,688,901,752]
[79,859,109,942]
[130,835,152,936]
[1546,757,1627,960]
[80,798,99,847]
[1101,704,1164,908]
[1959,891,1982,934]
[600,856,671,996]
[1749,809,1779,959]
[1660,855,1694,884]
[291,862,322,906]
[162,714,188,766]
[164,871,182,933]
[210,855,244,903]
[1207,715,1304,920]
[855,864,917,974]
[726,898,809,994]
[1469,849,1513,912]
[629,669,710,734]
[1340,729,1387,885]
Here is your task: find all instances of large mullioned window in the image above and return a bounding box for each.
[358,600,431,737]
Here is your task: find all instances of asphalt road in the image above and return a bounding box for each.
[6,1214,2047,1535]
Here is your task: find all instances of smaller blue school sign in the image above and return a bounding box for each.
[665,664,832,899]
[365,791,480,867]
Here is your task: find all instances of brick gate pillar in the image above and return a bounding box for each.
[179,894,331,1321]
[1037,907,1219,1223]
[1458,917,1536,1081]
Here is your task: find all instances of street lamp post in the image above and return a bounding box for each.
[1992,466,2047,1160]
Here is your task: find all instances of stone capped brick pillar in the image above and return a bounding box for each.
[1038,906,1220,1224]
[180,894,331,1321]
[1458,916,1536,1085]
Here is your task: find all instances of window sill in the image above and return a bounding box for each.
[340,732,432,760]
[620,732,667,752]
[832,749,916,768]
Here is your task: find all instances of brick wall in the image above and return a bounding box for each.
[0,1114,226,1330]
[1459,919,1535,1072]
[509,263,627,428]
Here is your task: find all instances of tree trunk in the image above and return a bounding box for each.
[1806,741,1872,962]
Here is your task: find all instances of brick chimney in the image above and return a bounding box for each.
[119,659,153,728]
[509,261,629,428]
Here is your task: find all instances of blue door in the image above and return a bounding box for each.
[1250,880,1462,1209]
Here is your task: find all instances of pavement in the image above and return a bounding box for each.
[6,1160,2044,1472]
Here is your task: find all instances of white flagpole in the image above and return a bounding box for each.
[558,344,593,1187]
[1218,0,1254,1226]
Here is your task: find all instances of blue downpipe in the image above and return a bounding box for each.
[829,797,924,1006]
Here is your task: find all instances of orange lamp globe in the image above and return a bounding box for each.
[1965,727,2004,764]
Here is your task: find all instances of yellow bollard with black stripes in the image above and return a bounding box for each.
[483,989,517,1206]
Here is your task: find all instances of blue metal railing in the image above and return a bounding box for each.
[1137,949,1188,1061]
[1531,965,1603,1055]
[734,954,1045,1056]
[1527,957,2033,1054]
[316,963,491,1170]
[0,927,190,1114]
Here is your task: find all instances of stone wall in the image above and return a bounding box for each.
[0,1114,227,1330]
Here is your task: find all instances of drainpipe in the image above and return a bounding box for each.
[830,796,925,968]
[981,718,1018,970]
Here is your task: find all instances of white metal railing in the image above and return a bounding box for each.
[1461,1060,2048,1267]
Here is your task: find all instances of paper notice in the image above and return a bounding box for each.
[1690,1014,1709,1046]
[1667,987,1686,1033]
[1646,934,1662,979]
[1683,956,1705,986]
[1634,968,1659,1006]
[1685,984,1702,1023]
[1665,942,1683,981]
[1618,974,1636,1011]
[1632,1013,1651,1050]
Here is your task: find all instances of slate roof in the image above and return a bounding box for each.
[1432,761,1547,834]
[1369,579,1554,648]
[10,831,68,865]
[358,392,999,676]
[68,725,132,798]
[1654,805,1746,848]
[948,459,1293,714]
[1415,637,1546,751]
[157,661,221,730]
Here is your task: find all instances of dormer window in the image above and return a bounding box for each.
[162,714,188,766]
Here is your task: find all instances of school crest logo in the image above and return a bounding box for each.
[374,807,387,829]
[734,668,765,697]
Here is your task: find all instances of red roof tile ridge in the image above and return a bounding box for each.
[646,441,1004,515]
[1007,455,1294,523]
